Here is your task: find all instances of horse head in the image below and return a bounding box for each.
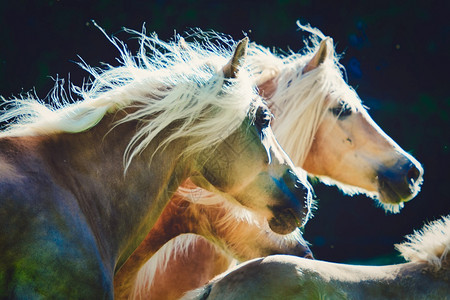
[301,38,423,210]
[253,27,423,213]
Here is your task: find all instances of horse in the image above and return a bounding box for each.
[114,179,313,299]
[117,24,424,299]
[183,214,450,300]
[0,30,313,298]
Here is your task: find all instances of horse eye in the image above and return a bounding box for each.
[330,103,352,120]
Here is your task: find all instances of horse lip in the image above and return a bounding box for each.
[294,243,314,259]
[268,170,313,231]
[376,159,423,204]
[287,244,314,259]
[378,179,402,204]
[304,252,314,260]
[377,173,417,204]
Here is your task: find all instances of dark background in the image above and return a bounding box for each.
[0,0,448,264]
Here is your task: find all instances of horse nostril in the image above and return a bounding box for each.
[406,164,421,184]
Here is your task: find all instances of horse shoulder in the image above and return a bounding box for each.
[0,137,114,298]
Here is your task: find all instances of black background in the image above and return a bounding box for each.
[0,0,448,264]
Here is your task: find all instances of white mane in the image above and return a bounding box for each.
[396,214,450,269]
[247,24,362,167]
[0,27,258,171]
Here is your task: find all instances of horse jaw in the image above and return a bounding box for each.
[316,175,404,214]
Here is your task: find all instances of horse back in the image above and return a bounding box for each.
[0,136,113,298]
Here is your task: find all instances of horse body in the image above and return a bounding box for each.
[0,133,115,297]
[122,26,424,300]
[0,34,312,297]
[0,114,192,297]
[185,256,450,300]
[184,215,450,300]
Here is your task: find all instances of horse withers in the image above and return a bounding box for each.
[0,32,312,298]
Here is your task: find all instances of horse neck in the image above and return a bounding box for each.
[41,111,192,271]
[145,193,306,261]
[166,196,298,261]
[114,197,244,299]
[114,194,203,298]
[115,195,239,282]
[121,195,198,266]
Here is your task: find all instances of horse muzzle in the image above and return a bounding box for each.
[266,238,314,259]
[268,170,312,234]
[268,208,302,235]
[377,159,424,204]
[285,236,314,259]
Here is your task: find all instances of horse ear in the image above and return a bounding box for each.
[223,37,249,79]
[303,37,333,74]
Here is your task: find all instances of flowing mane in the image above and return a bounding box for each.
[0,28,258,170]
[396,214,450,269]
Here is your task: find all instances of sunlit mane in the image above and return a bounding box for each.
[247,23,362,167]
[0,28,257,171]
[396,214,450,269]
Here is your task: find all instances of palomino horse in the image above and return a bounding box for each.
[184,214,450,299]
[0,32,313,298]
[121,25,424,299]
